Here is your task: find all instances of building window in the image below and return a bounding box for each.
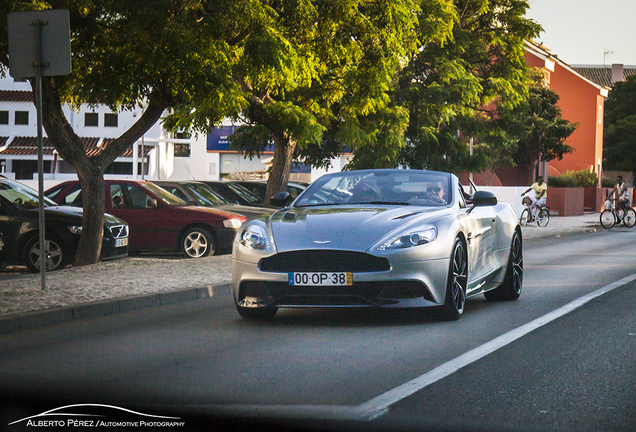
[0,111,8,125]
[15,111,29,125]
[174,143,190,157]
[174,131,191,139]
[104,113,118,127]
[85,112,99,127]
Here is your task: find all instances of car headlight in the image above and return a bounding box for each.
[239,225,272,251]
[223,218,244,229]
[68,225,83,235]
[376,226,437,251]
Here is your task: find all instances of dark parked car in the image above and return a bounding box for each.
[0,177,129,272]
[232,180,306,207]
[151,180,274,219]
[201,181,264,207]
[45,180,247,258]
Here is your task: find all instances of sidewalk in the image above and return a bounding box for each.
[0,213,602,333]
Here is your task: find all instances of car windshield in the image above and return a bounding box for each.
[141,182,188,206]
[186,183,229,205]
[226,183,261,204]
[0,178,57,209]
[294,170,452,207]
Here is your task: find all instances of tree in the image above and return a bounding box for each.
[0,0,311,265]
[220,0,426,203]
[603,74,636,174]
[397,0,541,173]
[500,76,578,183]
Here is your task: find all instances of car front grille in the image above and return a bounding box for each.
[259,250,390,273]
[109,224,129,238]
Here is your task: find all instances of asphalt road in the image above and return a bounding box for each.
[1,228,635,432]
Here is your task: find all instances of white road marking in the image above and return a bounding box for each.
[202,273,636,422]
[356,272,636,420]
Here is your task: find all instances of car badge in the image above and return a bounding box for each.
[313,240,331,244]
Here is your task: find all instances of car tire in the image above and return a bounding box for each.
[485,230,523,301]
[181,227,215,258]
[235,300,278,320]
[438,237,467,320]
[23,235,68,273]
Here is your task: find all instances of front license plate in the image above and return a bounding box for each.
[289,272,353,286]
[115,238,128,248]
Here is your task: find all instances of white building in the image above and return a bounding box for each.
[0,75,349,188]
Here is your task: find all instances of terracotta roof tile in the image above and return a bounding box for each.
[0,90,33,102]
[0,136,150,157]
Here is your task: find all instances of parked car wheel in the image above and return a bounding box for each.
[181,227,215,258]
[438,237,467,320]
[23,235,68,272]
[485,230,523,301]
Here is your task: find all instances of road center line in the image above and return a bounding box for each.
[356,271,636,420]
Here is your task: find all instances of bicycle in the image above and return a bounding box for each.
[519,196,550,227]
[600,199,636,229]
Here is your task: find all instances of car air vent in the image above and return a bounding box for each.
[390,211,421,220]
[259,250,390,272]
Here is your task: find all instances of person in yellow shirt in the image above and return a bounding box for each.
[521,176,547,220]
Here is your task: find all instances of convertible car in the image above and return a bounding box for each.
[232,169,523,320]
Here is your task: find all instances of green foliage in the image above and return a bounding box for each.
[396,0,541,172]
[548,170,597,187]
[498,73,578,183]
[548,175,576,188]
[603,74,636,174]
[602,177,616,188]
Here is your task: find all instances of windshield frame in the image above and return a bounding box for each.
[0,178,57,209]
[293,170,454,208]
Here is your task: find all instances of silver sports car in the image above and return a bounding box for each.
[232,169,522,320]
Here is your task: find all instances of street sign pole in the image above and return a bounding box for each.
[7,9,71,291]
[33,18,47,290]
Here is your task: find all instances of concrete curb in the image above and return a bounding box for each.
[0,282,233,335]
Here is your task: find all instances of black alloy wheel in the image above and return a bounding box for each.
[439,237,467,320]
[485,230,523,301]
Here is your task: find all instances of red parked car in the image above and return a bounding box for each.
[45,180,247,258]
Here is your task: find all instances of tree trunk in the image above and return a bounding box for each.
[75,167,106,266]
[38,78,170,267]
[265,133,297,206]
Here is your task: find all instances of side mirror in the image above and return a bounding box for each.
[472,190,497,207]
[270,191,292,207]
[147,197,158,208]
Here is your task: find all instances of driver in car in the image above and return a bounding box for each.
[424,182,446,204]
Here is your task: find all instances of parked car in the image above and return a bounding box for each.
[0,177,129,272]
[151,180,274,219]
[0,229,6,270]
[232,169,522,320]
[232,180,306,207]
[200,181,264,207]
[45,180,247,258]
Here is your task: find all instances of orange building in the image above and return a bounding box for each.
[524,41,609,181]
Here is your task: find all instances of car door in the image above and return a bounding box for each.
[461,186,497,289]
[107,183,167,252]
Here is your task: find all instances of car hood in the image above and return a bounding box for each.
[216,204,275,218]
[270,205,445,252]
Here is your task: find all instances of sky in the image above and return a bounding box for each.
[525,0,636,66]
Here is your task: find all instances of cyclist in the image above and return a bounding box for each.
[521,176,547,220]
[611,175,631,213]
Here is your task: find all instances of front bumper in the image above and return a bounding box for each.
[232,255,450,309]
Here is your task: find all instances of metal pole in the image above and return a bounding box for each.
[141,135,145,180]
[33,19,47,290]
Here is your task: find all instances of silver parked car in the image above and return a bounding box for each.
[232,169,523,320]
